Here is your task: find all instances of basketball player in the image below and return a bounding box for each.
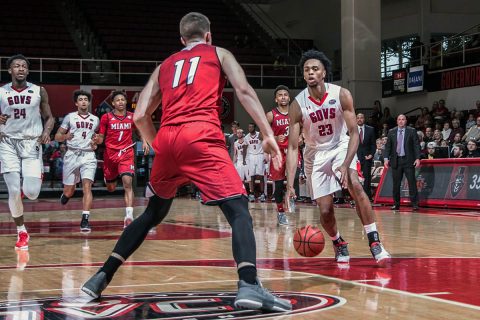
[266,85,290,225]
[285,50,391,265]
[233,128,250,187]
[0,54,54,250]
[245,123,266,202]
[82,12,291,312]
[55,90,100,232]
[94,91,149,228]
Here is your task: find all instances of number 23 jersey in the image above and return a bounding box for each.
[295,83,348,151]
[0,82,43,139]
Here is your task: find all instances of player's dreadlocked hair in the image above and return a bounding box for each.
[299,50,332,76]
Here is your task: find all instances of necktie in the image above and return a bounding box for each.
[397,129,404,156]
[359,127,363,144]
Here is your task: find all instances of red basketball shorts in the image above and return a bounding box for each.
[103,147,135,182]
[149,122,246,204]
[269,149,287,181]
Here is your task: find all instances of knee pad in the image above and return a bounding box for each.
[23,176,42,200]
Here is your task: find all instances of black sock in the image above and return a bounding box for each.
[100,255,123,283]
[332,236,345,246]
[238,265,257,285]
[367,231,380,246]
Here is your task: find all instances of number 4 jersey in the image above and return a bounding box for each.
[295,83,349,151]
[0,82,43,139]
[61,112,100,150]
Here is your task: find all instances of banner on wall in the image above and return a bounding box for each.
[407,65,424,92]
[374,158,480,209]
[427,65,480,91]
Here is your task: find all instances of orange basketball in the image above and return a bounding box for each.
[293,225,325,257]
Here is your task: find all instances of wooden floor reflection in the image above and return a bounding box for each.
[0,197,479,319]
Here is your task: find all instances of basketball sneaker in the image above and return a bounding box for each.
[60,193,70,205]
[123,216,133,229]
[234,277,292,312]
[248,194,255,202]
[334,241,350,263]
[277,212,289,226]
[80,214,91,233]
[370,242,391,266]
[258,194,266,202]
[15,231,30,250]
[81,271,109,299]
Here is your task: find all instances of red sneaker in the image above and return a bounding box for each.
[15,231,30,250]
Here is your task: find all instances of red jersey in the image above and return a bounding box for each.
[158,43,226,127]
[271,107,289,149]
[99,111,135,150]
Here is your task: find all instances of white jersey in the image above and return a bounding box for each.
[245,131,263,155]
[0,82,43,139]
[234,139,247,164]
[295,83,348,151]
[60,112,99,150]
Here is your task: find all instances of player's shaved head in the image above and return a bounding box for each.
[180,12,210,41]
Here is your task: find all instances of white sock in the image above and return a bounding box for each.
[82,211,90,216]
[125,207,134,218]
[17,225,27,233]
[364,222,377,234]
[330,231,341,241]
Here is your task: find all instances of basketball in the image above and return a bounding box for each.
[293,225,325,257]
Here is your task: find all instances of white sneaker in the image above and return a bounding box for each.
[370,242,391,266]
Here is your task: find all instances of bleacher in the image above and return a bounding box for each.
[77,0,274,64]
[0,1,80,59]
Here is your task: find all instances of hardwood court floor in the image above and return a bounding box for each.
[0,197,479,319]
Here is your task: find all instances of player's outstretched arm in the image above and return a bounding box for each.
[217,47,281,169]
[134,65,162,146]
[40,87,55,144]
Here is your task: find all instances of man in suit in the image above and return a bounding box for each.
[356,113,376,199]
[384,114,421,210]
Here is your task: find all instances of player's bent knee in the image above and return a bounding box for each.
[23,177,42,200]
[219,196,252,227]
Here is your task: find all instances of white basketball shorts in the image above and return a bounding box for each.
[62,149,97,185]
[0,137,43,178]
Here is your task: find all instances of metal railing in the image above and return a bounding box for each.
[383,31,480,74]
[0,57,302,88]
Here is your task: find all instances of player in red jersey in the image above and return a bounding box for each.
[266,85,290,226]
[95,91,149,228]
[82,12,291,313]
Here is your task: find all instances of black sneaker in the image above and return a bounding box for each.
[60,193,70,205]
[81,271,108,299]
[80,214,91,233]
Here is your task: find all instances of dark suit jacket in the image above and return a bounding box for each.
[384,126,421,168]
[357,125,376,164]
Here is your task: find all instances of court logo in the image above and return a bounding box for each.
[450,166,466,198]
[0,291,345,319]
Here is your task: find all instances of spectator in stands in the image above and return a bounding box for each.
[415,107,432,130]
[451,144,466,158]
[441,121,452,142]
[379,106,395,129]
[424,126,434,143]
[465,139,480,158]
[433,129,443,145]
[226,121,240,160]
[468,100,480,117]
[421,142,437,159]
[433,99,449,121]
[381,135,388,148]
[448,119,464,142]
[466,113,476,131]
[380,123,389,137]
[417,131,426,153]
[373,138,384,163]
[462,115,480,142]
[440,139,449,147]
[451,132,463,146]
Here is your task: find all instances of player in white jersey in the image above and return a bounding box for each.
[244,123,266,202]
[233,129,250,185]
[54,90,100,232]
[286,50,390,265]
[0,54,55,250]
